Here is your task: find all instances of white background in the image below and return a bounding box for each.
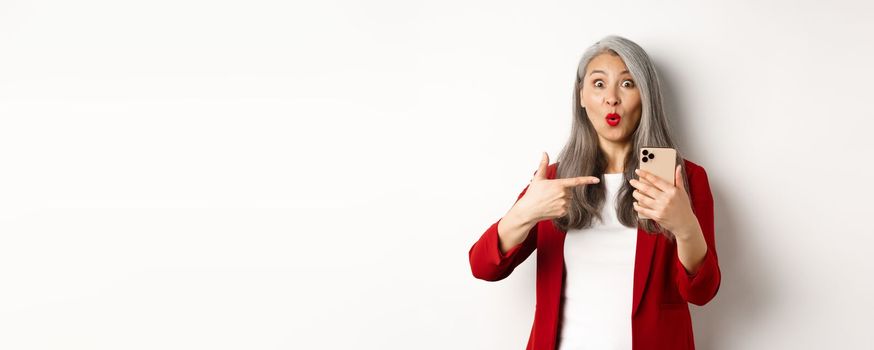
[1,0,872,349]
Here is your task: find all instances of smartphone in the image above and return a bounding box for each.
[636,147,677,220]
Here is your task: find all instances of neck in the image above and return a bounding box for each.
[599,137,632,174]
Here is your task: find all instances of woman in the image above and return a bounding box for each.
[468,35,721,350]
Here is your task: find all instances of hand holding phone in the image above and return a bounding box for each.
[636,147,677,220]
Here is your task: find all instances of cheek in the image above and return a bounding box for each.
[630,92,642,109]
[586,113,599,125]
[625,94,642,117]
[581,88,599,104]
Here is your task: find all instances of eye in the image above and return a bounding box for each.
[594,79,604,88]
[622,79,635,88]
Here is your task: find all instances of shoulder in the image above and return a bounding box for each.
[681,158,714,207]
[682,158,709,184]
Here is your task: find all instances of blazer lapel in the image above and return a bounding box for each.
[632,227,657,316]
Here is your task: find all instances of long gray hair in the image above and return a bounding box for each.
[554,35,690,240]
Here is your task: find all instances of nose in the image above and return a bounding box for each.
[604,92,620,106]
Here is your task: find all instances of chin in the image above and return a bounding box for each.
[602,130,632,141]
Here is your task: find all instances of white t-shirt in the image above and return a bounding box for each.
[557,172,637,350]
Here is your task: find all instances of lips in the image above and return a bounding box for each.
[606,113,621,126]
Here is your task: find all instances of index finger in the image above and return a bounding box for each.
[635,168,672,192]
[555,176,600,187]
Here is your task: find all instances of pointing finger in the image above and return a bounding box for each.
[557,176,600,187]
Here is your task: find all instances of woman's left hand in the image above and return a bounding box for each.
[629,165,698,237]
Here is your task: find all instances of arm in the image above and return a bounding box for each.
[469,183,539,282]
[672,165,722,305]
[674,217,707,276]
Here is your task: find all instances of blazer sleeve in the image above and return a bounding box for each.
[673,164,722,305]
[468,182,539,282]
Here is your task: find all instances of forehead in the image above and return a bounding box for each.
[586,53,630,76]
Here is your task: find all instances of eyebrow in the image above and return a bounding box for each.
[589,69,629,76]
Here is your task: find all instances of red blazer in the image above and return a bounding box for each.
[469,159,721,350]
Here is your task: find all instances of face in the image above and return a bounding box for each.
[579,53,642,144]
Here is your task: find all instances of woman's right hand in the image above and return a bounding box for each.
[512,152,601,222]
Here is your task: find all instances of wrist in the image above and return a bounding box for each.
[507,205,539,227]
[673,216,702,242]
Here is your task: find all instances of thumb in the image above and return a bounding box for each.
[533,151,549,180]
[675,164,686,193]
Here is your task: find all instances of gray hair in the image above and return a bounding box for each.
[553,34,690,239]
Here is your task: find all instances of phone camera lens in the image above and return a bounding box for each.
[648,153,655,160]
[642,150,649,155]
[641,157,648,162]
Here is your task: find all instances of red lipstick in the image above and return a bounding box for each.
[606,113,621,126]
